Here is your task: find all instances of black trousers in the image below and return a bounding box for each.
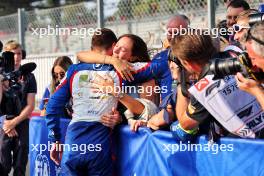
[0,119,29,176]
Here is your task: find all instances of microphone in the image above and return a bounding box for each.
[19,62,37,75]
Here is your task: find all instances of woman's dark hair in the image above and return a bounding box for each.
[118,34,150,62]
[51,56,73,93]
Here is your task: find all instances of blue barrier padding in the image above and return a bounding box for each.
[29,116,264,176]
[29,116,70,176]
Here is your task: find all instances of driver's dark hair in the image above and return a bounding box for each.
[91,28,117,50]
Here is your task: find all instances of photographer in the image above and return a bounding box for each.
[170,30,264,141]
[0,41,37,176]
[233,9,258,47]
[169,32,216,141]
[236,21,264,110]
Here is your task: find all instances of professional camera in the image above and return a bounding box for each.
[208,51,264,81]
[248,12,263,26]
[0,50,36,120]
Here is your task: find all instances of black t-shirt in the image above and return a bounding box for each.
[21,73,37,109]
[0,72,37,119]
[186,95,211,123]
[186,95,212,134]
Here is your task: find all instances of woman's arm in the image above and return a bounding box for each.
[77,50,114,64]
[119,94,145,115]
[139,79,160,106]
[92,74,145,115]
[77,50,135,81]
[147,106,175,130]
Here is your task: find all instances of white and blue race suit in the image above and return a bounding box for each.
[45,57,172,175]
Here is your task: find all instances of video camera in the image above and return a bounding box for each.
[208,51,264,81]
[0,52,36,91]
[0,41,36,120]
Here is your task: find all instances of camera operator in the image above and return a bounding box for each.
[170,30,264,141]
[236,21,264,110]
[0,40,37,176]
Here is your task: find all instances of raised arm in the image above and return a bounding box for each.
[77,50,114,64]
[77,50,135,81]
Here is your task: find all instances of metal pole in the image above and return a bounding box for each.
[208,0,215,29]
[18,8,26,49]
[97,0,104,28]
[127,0,132,33]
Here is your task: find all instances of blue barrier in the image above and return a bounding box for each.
[29,116,264,176]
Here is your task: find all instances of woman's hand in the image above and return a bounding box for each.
[111,58,135,82]
[147,113,166,131]
[91,73,116,96]
[128,119,147,132]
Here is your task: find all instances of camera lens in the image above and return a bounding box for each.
[249,13,264,26]
[209,58,242,79]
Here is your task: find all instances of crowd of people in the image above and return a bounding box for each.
[0,0,263,175]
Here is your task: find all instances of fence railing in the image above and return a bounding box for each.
[0,0,262,55]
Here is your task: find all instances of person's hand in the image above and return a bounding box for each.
[6,129,18,138]
[112,58,135,82]
[91,74,116,96]
[3,119,17,134]
[236,72,262,95]
[147,113,167,131]
[2,80,10,91]
[100,107,121,129]
[50,142,63,165]
[128,119,147,132]
[169,61,180,81]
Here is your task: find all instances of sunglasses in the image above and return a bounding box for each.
[53,72,65,79]
[233,24,250,33]
[246,29,264,45]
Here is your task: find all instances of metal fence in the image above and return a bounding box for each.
[0,0,262,55]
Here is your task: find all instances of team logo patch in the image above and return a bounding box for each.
[79,74,89,87]
[93,64,103,70]
[194,78,209,91]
